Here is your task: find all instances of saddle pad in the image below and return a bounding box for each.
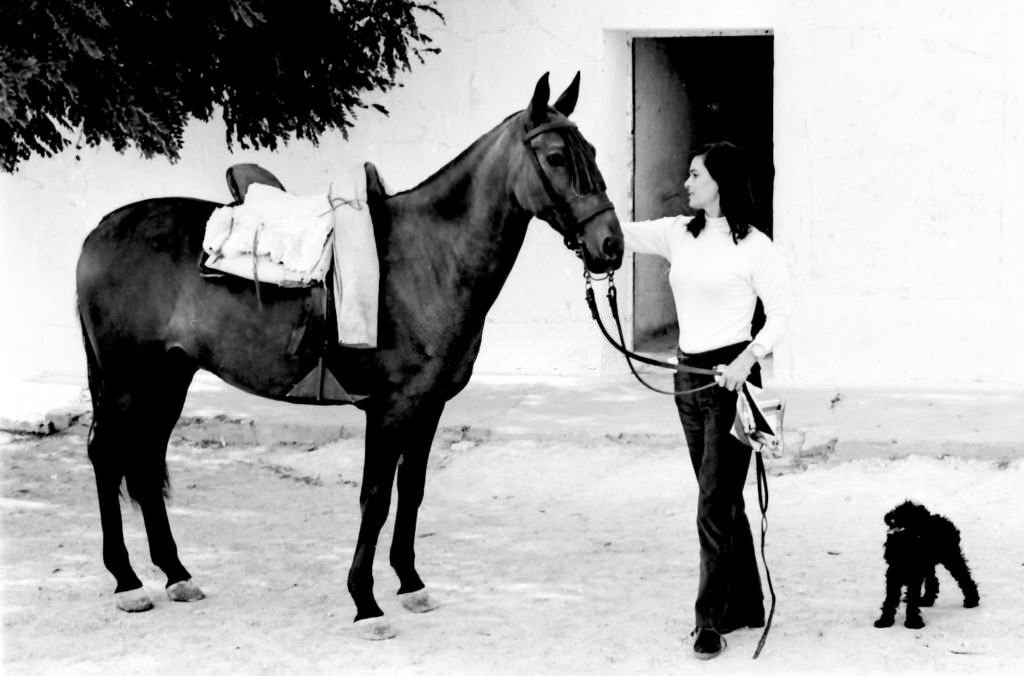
[203,183,335,287]
[201,174,379,349]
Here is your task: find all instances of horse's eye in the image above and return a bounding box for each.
[547,152,567,168]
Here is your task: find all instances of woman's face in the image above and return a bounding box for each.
[684,154,720,214]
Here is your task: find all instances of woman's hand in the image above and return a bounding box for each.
[714,351,757,392]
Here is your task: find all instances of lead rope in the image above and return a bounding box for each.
[752,437,775,658]
[584,271,719,396]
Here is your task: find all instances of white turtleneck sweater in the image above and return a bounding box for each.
[622,215,792,355]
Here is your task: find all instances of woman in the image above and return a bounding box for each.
[621,141,793,660]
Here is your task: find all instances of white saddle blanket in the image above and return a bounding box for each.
[202,179,379,348]
[203,183,334,285]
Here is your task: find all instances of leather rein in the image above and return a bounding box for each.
[582,270,721,396]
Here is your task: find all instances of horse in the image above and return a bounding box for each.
[75,72,624,638]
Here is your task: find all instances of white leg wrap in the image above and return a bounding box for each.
[398,588,440,614]
[354,616,398,640]
[166,578,206,602]
[115,588,154,612]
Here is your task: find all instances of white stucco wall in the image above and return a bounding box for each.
[2,0,1023,388]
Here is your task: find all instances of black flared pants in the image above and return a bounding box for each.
[674,342,764,631]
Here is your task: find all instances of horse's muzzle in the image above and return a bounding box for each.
[579,207,624,274]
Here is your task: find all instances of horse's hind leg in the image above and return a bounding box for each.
[86,339,151,610]
[88,419,151,611]
[90,349,200,610]
[127,349,204,602]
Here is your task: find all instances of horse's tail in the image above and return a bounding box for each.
[78,305,103,449]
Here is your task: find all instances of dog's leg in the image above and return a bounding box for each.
[874,568,901,628]
[920,568,939,607]
[904,571,925,629]
[945,553,980,608]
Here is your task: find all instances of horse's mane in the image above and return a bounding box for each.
[391,112,521,198]
[392,109,605,199]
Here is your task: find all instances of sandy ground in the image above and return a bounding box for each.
[1,420,1021,675]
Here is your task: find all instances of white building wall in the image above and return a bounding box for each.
[2,0,1023,388]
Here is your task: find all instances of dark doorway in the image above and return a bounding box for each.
[632,34,774,353]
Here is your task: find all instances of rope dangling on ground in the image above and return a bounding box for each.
[752,448,776,659]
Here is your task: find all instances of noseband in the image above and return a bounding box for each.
[523,120,614,253]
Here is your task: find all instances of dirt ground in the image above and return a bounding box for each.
[1,419,1021,675]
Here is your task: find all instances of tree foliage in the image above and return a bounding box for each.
[0,0,442,172]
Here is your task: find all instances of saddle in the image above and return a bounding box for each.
[226,163,286,204]
[224,161,389,206]
[212,162,390,404]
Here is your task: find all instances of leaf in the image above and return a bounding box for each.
[1,0,444,172]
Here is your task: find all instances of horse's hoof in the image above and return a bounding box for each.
[904,616,925,629]
[873,616,894,628]
[166,579,206,603]
[115,588,154,612]
[354,616,398,641]
[399,588,440,614]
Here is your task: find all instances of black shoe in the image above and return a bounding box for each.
[693,628,726,660]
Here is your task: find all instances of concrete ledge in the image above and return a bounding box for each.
[4,373,1022,466]
[0,380,90,436]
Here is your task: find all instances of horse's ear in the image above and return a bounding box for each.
[528,72,551,124]
[553,71,581,117]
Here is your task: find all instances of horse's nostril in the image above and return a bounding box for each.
[602,236,623,258]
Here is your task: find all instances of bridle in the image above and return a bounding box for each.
[522,119,615,253]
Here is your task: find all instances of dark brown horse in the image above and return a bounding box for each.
[75,73,623,638]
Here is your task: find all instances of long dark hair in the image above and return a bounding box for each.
[685,141,757,243]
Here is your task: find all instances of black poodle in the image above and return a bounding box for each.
[874,500,980,629]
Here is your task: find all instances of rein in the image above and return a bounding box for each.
[584,268,776,659]
[752,443,775,659]
[582,270,719,396]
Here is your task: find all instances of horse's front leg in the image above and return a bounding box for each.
[347,401,441,638]
[390,401,444,614]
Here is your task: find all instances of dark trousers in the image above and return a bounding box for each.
[674,342,764,630]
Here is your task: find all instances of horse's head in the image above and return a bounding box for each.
[512,73,624,274]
